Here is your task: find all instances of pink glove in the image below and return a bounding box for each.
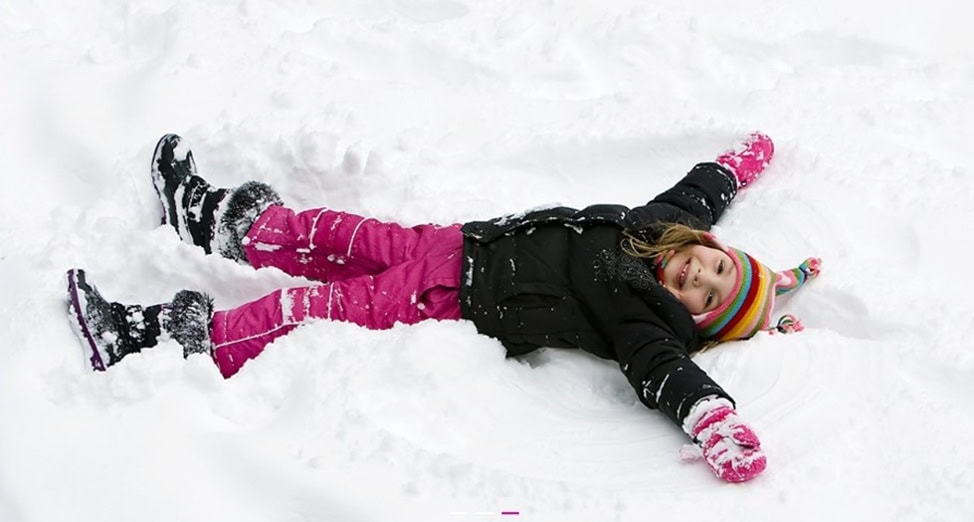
[715,132,775,188]
[681,397,767,483]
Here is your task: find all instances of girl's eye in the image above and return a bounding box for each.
[717,260,724,274]
[705,291,713,308]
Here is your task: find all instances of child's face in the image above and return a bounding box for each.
[660,245,737,315]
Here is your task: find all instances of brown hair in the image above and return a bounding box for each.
[621,223,721,262]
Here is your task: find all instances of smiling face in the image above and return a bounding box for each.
[659,245,738,315]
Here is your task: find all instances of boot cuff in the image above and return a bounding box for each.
[218,181,283,263]
[164,290,214,357]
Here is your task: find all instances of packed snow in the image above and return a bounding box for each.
[2,1,973,521]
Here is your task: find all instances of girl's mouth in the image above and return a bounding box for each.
[677,258,690,289]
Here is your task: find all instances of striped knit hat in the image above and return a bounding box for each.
[695,235,821,341]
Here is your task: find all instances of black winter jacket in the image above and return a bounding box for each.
[458,163,739,429]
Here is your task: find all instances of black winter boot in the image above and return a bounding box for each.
[66,269,214,371]
[150,134,283,263]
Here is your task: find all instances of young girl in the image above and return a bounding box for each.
[66,132,820,484]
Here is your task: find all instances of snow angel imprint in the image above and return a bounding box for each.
[65,132,821,483]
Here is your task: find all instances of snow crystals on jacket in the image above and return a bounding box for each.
[458,162,740,428]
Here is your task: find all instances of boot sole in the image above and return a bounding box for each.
[66,269,107,372]
[150,133,182,226]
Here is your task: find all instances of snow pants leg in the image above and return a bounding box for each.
[210,206,464,378]
[242,205,458,282]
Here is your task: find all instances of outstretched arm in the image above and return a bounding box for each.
[625,162,738,231]
[614,321,767,483]
[614,319,732,425]
[625,132,774,231]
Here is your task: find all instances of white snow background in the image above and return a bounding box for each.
[2,1,973,521]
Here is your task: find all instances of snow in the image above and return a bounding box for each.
[2,0,974,521]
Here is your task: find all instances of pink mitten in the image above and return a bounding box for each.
[716,132,775,188]
[682,397,767,483]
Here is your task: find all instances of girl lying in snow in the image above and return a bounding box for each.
[66,132,820,483]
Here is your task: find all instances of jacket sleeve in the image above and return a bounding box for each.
[625,162,738,232]
[614,320,735,430]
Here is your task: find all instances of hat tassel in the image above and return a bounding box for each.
[771,314,804,334]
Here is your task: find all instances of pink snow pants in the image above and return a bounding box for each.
[210,205,464,378]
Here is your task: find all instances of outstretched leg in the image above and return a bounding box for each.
[150,134,458,283]
[244,206,461,282]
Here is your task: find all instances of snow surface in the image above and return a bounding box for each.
[3,1,974,521]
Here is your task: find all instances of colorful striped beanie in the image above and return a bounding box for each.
[695,235,821,341]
